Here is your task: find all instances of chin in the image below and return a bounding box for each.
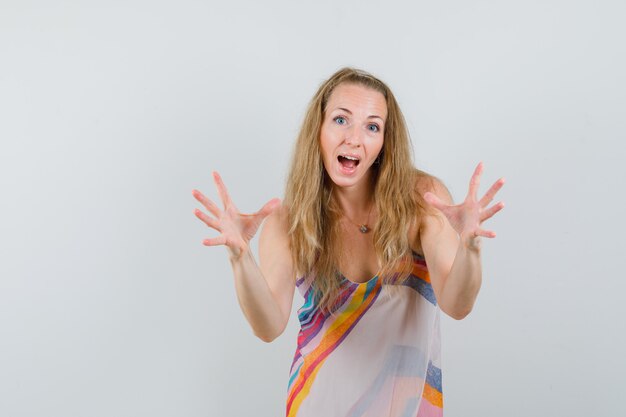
[329,177,357,188]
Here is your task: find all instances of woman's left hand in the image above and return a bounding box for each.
[423,162,505,251]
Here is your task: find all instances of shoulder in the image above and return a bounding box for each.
[259,202,294,278]
[410,170,454,247]
[413,169,453,205]
[261,202,290,239]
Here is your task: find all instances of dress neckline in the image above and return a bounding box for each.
[340,249,424,286]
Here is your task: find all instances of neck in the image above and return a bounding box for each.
[332,173,375,220]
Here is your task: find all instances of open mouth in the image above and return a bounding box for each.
[338,155,360,169]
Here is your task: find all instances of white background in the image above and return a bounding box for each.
[1,1,624,416]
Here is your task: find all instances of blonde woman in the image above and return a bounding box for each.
[193,68,505,416]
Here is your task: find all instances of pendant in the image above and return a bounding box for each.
[359,225,369,233]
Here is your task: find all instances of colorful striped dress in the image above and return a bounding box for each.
[286,250,443,417]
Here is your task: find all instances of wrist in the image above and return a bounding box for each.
[228,241,251,264]
[460,232,482,253]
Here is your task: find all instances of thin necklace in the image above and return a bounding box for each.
[342,202,374,233]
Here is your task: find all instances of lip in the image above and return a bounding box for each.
[337,152,362,161]
[336,154,359,176]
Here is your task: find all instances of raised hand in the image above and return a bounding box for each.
[192,171,281,258]
[423,162,505,250]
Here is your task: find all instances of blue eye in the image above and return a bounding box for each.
[334,116,347,125]
[368,124,380,132]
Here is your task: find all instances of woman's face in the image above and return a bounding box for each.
[320,83,387,189]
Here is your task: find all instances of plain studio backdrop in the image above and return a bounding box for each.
[1,0,624,416]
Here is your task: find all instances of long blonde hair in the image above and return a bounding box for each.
[284,67,439,315]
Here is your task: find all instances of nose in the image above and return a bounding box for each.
[344,125,363,147]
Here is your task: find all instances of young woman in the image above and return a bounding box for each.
[193,67,505,416]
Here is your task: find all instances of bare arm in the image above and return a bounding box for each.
[235,208,294,342]
[418,163,505,320]
[193,172,294,342]
[230,233,294,342]
[419,191,482,320]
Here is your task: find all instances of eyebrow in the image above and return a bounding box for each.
[335,107,385,122]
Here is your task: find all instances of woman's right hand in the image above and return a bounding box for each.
[192,171,281,259]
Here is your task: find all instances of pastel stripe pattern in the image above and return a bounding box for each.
[287,278,382,416]
[286,250,443,417]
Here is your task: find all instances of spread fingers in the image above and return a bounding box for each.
[213,171,234,209]
[202,236,227,246]
[475,228,497,238]
[479,177,505,207]
[480,201,505,222]
[468,162,483,200]
[194,208,221,231]
[192,189,221,218]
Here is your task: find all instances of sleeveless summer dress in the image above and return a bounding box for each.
[286,250,443,417]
